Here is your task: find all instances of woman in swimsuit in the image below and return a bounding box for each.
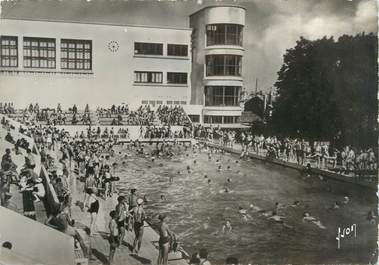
[87,187,100,236]
[157,214,174,265]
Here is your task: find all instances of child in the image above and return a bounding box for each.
[108,210,118,264]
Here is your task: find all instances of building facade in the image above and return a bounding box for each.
[0,6,247,127]
[189,6,246,126]
[0,18,192,109]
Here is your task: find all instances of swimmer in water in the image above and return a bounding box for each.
[342,196,349,204]
[143,195,148,204]
[194,160,197,164]
[160,195,166,201]
[291,200,301,207]
[218,165,222,172]
[222,220,232,233]
[227,165,231,170]
[169,175,174,183]
[227,178,231,183]
[204,175,208,178]
[330,201,340,209]
[151,157,155,162]
[249,203,262,212]
[303,212,326,229]
[238,206,247,215]
[224,187,229,193]
[207,179,211,184]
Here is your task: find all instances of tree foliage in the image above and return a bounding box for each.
[271,33,377,148]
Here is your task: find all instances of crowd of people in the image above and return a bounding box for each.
[0,103,16,114]
[97,104,130,118]
[4,103,194,128]
[156,105,191,126]
[1,102,377,265]
[194,125,377,175]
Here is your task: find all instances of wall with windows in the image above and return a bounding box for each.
[189,6,245,125]
[0,19,191,109]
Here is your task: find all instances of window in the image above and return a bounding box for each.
[223,116,240,124]
[204,115,240,124]
[206,24,243,46]
[141,100,148,105]
[167,44,188,56]
[23,37,56,68]
[174,101,180,105]
[180,101,187,105]
[134,71,163,83]
[149,100,156,106]
[188,115,200,123]
[61,39,92,70]
[204,115,222,124]
[156,100,163,105]
[206,55,241,76]
[134,42,163,55]
[205,86,240,106]
[0,36,18,67]
[167,101,173,105]
[167,72,187,84]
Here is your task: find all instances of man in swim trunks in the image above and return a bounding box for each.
[115,196,129,246]
[157,214,174,265]
[132,198,146,255]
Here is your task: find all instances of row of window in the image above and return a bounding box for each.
[134,43,188,57]
[134,71,187,84]
[206,24,243,47]
[206,55,242,76]
[141,100,187,106]
[204,86,240,106]
[203,115,240,124]
[0,36,92,70]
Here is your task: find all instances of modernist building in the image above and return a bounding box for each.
[189,6,246,126]
[0,19,192,109]
[0,5,247,126]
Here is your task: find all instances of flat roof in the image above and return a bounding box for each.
[0,17,192,31]
[189,5,246,17]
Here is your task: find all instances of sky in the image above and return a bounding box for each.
[0,0,377,93]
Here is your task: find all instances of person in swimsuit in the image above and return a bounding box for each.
[115,196,129,246]
[157,214,174,265]
[222,220,232,233]
[87,187,99,236]
[108,210,118,264]
[132,198,146,255]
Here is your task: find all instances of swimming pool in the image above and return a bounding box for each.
[113,143,377,264]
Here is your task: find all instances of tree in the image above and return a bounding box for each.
[271,33,377,148]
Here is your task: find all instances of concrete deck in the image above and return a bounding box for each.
[50,150,189,265]
[200,140,377,190]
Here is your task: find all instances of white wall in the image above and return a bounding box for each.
[0,19,192,110]
[0,206,74,265]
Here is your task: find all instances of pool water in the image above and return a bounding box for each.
[113,143,377,264]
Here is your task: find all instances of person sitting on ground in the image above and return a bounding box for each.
[45,204,87,256]
[5,132,15,144]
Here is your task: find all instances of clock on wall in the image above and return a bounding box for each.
[108,41,119,52]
